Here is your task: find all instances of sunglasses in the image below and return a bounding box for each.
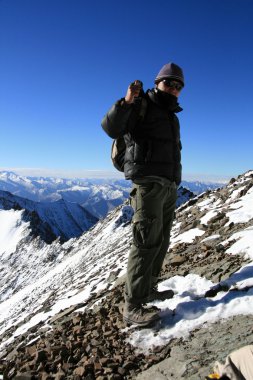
[162,79,183,91]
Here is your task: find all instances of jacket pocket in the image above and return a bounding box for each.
[133,140,152,163]
[133,142,144,163]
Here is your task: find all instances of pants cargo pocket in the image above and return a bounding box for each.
[132,214,156,249]
[129,187,137,209]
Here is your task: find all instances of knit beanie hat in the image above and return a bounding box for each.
[155,62,184,86]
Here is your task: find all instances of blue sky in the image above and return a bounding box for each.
[0,0,252,181]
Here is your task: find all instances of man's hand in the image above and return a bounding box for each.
[124,80,143,104]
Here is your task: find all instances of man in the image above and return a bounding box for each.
[102,62,184,326]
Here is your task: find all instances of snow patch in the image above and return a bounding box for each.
[0,210,30,257]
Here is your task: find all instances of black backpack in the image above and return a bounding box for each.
[111,97,148,172]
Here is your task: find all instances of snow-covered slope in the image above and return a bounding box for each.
[0,171,220,218]
[0,190,98,241]
[0,170,253,369]
[0,209,30,257]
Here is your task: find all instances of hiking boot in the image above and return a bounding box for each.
[148,287,174,302]
[144,304,161,312]
[123,302,160,327]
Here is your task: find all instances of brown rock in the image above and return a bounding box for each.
[40,372,51,380]
[77,355,88,365]
[200,244,209,252]
[5,347,19,361]
[73,366,85,376]
[104,367,113,374]
[114,354,123,363]
[90,338,100,346]
[25,345,37,357]
[49,306,76,323]
[94,362,102,371]
[19,362,34,372]
[35,349,48,363]
[50,345,62,357]
[170,255,186,266]
[122,361,136,370]
[61,362,71,372]
[107,362,118,369]
[72,315,82,325]
[13,373,32,379]
[117,367,126,375]
[54,370,65,380]
[99,357,110,365]
[73,325,82,334]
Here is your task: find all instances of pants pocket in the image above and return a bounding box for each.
[135,182,159,200]
[132,214,157,248]
[129,187,137,208]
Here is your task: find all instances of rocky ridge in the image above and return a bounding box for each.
[0,171,253,379]
[0,190,98,242]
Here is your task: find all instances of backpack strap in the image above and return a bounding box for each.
[133,95,148,120]
[139,97,148,120]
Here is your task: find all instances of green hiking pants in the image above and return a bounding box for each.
[125,177,178,305]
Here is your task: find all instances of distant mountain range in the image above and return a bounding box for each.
[181,179,225,194]
[0,171,131,219]
[0,171,224,219]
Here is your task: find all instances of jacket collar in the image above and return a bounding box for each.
[147,88,183,113]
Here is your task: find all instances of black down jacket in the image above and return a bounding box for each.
[101,89,183,185]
